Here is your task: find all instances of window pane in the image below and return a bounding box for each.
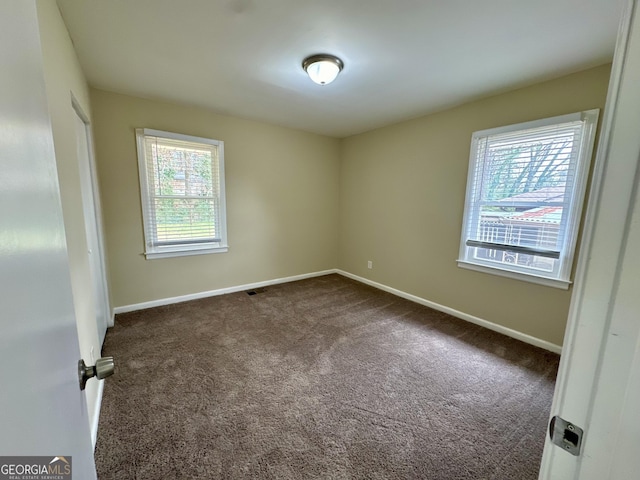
[136,128,227,257]
[481,137,573,204]
[458,110,599,285]
[472,134,576,270]
[150,142,215,197]
[154,197,218,243]
[185,150,214,197]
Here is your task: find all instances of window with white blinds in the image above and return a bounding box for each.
[135,128,227,259]
[457,110,598,288]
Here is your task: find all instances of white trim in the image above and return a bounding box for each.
[458,109,599,286]
[144,245,228,259]
[457,260,571,290]
[91,379,104,449]
[336,270,562,354]
[112,267,561,353]
[71,97,113,332]
[112,269,338,314]
[135,128,228,260]
[139,128,222,147]
[472,111,584,138]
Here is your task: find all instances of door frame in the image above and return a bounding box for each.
[71,96,113,339]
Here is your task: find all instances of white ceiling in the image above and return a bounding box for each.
[56,0,624,138]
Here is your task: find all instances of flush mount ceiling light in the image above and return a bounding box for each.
[302,54,344,86]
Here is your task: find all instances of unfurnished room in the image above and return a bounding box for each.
[2,1,640,479]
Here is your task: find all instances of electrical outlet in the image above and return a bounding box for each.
[367,260,373,269]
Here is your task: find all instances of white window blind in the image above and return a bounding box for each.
[457,110,598,288]
[136,129,227,259]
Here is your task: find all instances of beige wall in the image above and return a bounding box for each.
[90,64,609,346]
[338,64,612,346]
[36,0,103,431]
[90,90,341,307]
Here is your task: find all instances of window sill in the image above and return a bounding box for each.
[144,245,228,260]
[456,260,571,290]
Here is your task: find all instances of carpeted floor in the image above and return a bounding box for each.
[95,274,559,479]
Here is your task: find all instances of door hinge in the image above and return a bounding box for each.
[549,415,584,456]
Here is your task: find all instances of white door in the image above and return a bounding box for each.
[0,1,96,478]
[539,0,640,477]
[74,106,110,345]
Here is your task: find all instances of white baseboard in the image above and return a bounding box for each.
[111,268,561,354]
[335,270,563,354]
[91,379,104,449]
[112,269,338,314]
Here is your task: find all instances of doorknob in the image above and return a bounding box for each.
[78,357,115,391]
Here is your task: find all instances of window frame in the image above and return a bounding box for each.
[135,128,228,259]
[457,110,599,289]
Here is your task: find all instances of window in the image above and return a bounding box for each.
[457,110,599,288]
[135,128,227,259]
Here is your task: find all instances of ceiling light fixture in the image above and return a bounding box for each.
[302,54,344,86]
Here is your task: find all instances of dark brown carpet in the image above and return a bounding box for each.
[95,274,559,479]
